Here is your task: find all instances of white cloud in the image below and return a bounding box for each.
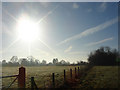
[58,17,118,45]
[64,46,72,53]
[87,37,113,46]
[98,2,107,12]
[73,3,79,9]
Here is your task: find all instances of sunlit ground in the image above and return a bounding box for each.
[73,66,119,88]
[2,66,119,88]
[2,66,78,88]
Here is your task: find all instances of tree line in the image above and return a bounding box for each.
[1,56,87,66]
[2,46,117,66]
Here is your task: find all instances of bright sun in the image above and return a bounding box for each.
[17,16,40,42]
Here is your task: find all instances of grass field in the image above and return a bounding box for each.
[2,66,119,89]
[73,66,119,89]
[2,66,79,88]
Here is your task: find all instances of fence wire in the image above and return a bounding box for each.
[2,76,18,89]
[2,66,87,89]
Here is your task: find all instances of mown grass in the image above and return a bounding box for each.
[2,66,80,88]
[73,66,119,89]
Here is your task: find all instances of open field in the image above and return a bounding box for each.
[2,66,80,88]
[2,66,119,89]
[73,66,119,89]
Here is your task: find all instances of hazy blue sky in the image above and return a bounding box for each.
[1,2,118,63]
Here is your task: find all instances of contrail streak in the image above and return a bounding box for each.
[36,5,59,25]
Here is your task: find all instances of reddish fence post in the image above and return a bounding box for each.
[18,67,26,88]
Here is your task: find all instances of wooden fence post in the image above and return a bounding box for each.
[31,77,34,90]
[75,67,76,78]
[52,73,55,88]
[18,67,26,88]
[64,70,66,82]
[70,69,72,79]
[78,67,80,76]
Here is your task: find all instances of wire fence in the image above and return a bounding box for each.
[2,67,25,89]
[30,65,90,89]
[2,65,92,89]
[1,75,18,89]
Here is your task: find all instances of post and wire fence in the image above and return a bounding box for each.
[30,66,86,89]
[1,65,90,89]
[1,67,26,89]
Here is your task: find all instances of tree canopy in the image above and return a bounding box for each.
[88,46,119,66]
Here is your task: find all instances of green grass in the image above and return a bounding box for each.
[3,66,118,89]
[73,66,119,89]
[2,66,79,88]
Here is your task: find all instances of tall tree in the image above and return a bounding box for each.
[42,60,47,65]
[21,58,29,66]
[2,60,7,65]
[53,58,58,65]
[10,56,18,63]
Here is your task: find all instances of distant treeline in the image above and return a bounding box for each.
[1,56,87,66]
[2,46,118,66]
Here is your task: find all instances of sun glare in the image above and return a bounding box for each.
[17,16,40,42]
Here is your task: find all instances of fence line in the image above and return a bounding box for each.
[30,66,81,88]
[2,66,83,89]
